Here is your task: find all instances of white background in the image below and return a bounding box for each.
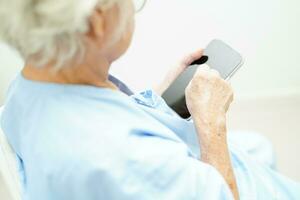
[111,0,300,97]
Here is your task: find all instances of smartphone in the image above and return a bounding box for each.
[162,39,244,119]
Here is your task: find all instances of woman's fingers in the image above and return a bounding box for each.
[190,49,204,62]
[197,64,210,72]
[196,64,221,78]
[181,49,204,67]
[155,49,207,95]
[210,69,220,77]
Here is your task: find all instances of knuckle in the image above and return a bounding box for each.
[220,79,229,86]
[211,73,219,79]
[194,70,207,79]
[208,74,219,82]
[210,69,220,77]
[197,64,209,72]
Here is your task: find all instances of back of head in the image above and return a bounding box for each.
[0,0,123,68]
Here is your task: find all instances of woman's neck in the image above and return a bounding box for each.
[22,56,118,90]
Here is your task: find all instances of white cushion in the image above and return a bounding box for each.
[0,106,22,200]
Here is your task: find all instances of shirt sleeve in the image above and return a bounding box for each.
[50,129,234,200]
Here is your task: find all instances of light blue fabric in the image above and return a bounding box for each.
[1,74,299,200]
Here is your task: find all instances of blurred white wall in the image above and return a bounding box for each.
[111,0,300,97]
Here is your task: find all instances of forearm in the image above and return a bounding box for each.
[193,115,239,200]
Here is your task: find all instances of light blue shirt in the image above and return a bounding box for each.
[1,75,299,200]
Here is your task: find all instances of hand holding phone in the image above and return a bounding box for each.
[162,39,244,119]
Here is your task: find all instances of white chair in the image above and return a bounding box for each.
[0,106,22,200]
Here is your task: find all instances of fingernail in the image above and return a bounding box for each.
[190,55,209,66]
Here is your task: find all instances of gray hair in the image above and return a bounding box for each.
[0,0,126,69]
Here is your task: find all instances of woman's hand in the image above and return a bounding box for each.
[185,65,234,133]
[185,65,239,199]
[154,49,204,95]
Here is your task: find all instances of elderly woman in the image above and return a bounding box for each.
[0,0,299,199]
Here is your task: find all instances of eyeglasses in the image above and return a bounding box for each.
[133,0,147,13]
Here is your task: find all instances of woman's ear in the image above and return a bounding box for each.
[87,9,105,43]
